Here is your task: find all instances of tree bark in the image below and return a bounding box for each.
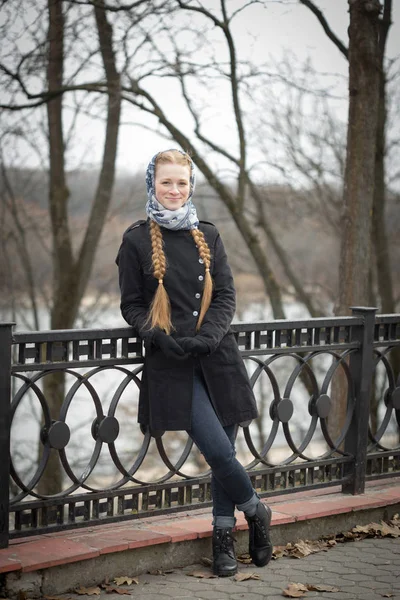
[331,0,381,441]
[38,0,68,496]
[337,0,381,316]
[39,0,121,496]
[372,0,394,314]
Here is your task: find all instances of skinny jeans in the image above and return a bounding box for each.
[187,366,259,529]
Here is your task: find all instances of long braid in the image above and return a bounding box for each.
[146,220,173,334]
[191,229,213,330]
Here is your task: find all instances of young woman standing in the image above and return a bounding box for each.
[116,149,272,577]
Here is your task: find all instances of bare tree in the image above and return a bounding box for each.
[114,0,323,318]
[298,0,395,314]
[0,0,123,493]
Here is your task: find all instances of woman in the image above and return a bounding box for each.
[116,149,272,577]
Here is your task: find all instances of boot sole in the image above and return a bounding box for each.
[213,565,238,577]
[252,543,273,567]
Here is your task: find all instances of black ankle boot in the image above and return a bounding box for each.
[245,502,272,567]
[212,527,238,577]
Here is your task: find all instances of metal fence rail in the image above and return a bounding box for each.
[1,307,399,549]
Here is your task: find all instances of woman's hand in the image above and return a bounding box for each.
[176,336,209,356]
[153,330,188,360]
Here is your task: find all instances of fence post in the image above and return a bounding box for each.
[0,323,14,549]
[342,307,377,495]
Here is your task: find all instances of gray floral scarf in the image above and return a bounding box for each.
[145,149,199,230]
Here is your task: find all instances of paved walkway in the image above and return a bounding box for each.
[58,536,400,599]
[2,479,400,598]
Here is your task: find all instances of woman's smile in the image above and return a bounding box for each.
[155,163,191,210]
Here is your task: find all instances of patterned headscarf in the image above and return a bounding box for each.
[145,149,199,230]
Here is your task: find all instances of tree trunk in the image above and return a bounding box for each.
[337,0,381,315]
[330,0,381,441]
[39,0,121,496]
[39,0,69,496]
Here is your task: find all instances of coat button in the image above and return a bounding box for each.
[195,293,201,299]
[199,258,204,264]
[198,275,204,281]
[193,311,199,317]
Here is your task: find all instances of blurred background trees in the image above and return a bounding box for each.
[1,0,399,493]
[1,0,399,330]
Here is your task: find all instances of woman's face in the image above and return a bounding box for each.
[154,163,191,210]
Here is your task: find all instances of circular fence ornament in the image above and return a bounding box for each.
[91,416,120,443]
[391,387,400,410]
[270,398,294,423]
[41,420,71,450]
[315,394,331,419]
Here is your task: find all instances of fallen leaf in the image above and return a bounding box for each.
[306,584,339,592]
[103,586,131,595]
[237,553,252,564]
[113,577,138,586]
[374,522,400,537]
[187,570,218,579]
[282,583,308,597]
[352,524,371,534]
[74,588,101,596]
[273,546,288,559]
[291,540,313,558]
[381,594,395,598]
[233,572,260,581]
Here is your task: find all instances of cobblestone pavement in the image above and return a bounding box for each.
[66,537,400,600]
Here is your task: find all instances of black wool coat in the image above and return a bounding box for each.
[116,219,258,431]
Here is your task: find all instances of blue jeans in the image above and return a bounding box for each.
[187,367,259,528]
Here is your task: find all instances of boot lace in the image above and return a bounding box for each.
[254,515,268,538]
[218,529,237,557]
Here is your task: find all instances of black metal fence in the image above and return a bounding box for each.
[1,307,399,549]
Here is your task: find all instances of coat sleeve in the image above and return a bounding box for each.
[116,233,153,343]
[197,232,236,353]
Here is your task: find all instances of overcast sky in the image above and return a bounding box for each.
[113,0,400,176]
[2,1,399,180]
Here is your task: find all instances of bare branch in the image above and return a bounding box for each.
[229,0,262,22]
[299,0,349,60]
[65,0,157,12]
[175,0,223,28]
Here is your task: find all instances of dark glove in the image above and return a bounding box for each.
[176,336,209,356]
[152,329,188,360]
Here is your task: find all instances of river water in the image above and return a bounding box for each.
[8,301,398,496]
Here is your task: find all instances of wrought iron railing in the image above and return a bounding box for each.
[0,307,399,548]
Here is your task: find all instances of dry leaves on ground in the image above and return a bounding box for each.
[102,586,131,595]
[74,587,101,596]
[113,577,139,586]
[273,539,330,560]
[233,572,260,582]
[282,583,339,597]
[187,570,218,579]
[282,583,308,597]
[307,584,339,592]
[273,514,400,561]
[237,552,252,564]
